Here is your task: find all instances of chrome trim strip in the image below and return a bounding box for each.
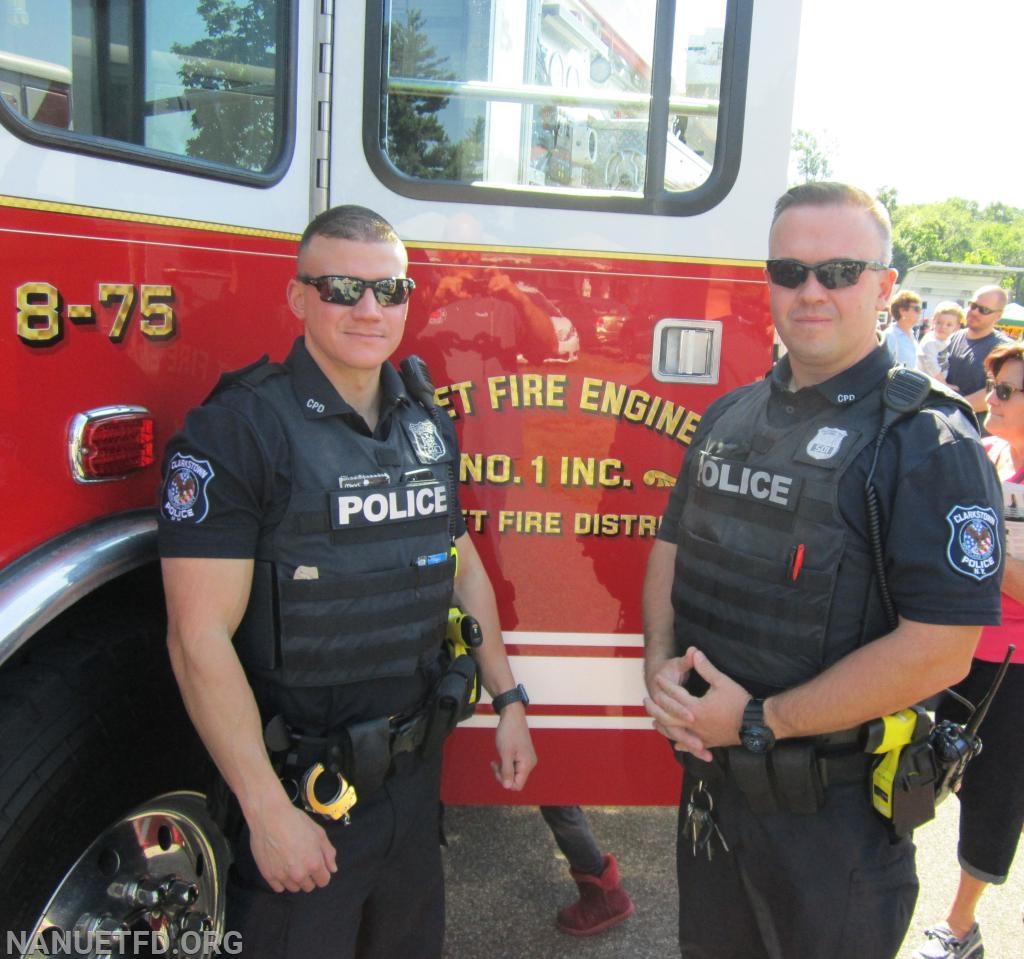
[0,511,158,664]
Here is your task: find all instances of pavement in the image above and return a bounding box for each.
[441,798,1024,958]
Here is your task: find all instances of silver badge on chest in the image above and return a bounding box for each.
[407,420,447,464]
[806,427,849,461]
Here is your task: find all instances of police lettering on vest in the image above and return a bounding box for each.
[697,452,795,509]
[332,480,448,529]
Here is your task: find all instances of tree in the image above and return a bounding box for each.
[173,0,280,172]
[888,196,1024,298]
[790,129,832,183]
[385,9,459,179]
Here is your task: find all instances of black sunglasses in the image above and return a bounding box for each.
[298,274,416,307]
[765,258,889,290]
[987,379,1023,402]
[969,301,1002,317]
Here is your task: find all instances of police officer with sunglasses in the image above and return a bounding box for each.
[158,205,535,959]
[945,284,1012,430]
[643,182,1003,959]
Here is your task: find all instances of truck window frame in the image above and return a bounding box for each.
[0,0,298,187]
[363,0,752,215]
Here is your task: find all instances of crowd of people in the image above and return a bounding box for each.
[157,185,1020,959]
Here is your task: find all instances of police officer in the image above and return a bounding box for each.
[642,182,1003,959]
[159,205,535,959]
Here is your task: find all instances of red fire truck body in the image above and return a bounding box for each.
[0,0,801,944]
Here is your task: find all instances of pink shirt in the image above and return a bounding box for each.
[978,436,1024,663]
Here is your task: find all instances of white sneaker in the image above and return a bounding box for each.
[912,922,983,959]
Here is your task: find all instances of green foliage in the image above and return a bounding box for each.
[881,193,1024,298]
[790,129,832,183]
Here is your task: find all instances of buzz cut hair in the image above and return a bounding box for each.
[972,284,1009,309]
[299,204,403,254]
[771,181,893,267]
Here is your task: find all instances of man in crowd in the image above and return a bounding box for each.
[643,182,1003,959]
[946,284,1011,428]
[158,205,535,959]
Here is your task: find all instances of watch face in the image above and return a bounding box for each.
[742,727,774,754]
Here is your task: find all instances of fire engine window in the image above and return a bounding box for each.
[666,1,726,192]
[377,0,735,206]
[0,0,289,177]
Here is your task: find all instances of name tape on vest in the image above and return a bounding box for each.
[697,452,798,510]
[331,480,448,529]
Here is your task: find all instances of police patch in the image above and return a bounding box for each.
[806,427,848,461]
[405,420,447,464]
[161,454,214,523]
[945,505,1000,581]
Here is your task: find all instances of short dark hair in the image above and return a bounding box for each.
[771,181,893,266]
[985,342,1024,378]
[299,204,402,254]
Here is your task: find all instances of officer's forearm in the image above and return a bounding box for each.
[451,535,517,696]
[168,621,290,824]
[764,618,979,740]
[643,539,679,694]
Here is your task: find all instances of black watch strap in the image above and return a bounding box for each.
[491,683,529,713]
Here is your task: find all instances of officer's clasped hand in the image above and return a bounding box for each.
[645,647,751,762]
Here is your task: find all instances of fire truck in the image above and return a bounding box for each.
[0,0,802,947]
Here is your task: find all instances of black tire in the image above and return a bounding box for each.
[0,567,227,946]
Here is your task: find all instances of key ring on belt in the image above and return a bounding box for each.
[300,763,358,822]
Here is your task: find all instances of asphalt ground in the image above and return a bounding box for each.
[441,798,1023,959]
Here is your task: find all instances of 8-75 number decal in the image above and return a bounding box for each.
[16,282,176,345]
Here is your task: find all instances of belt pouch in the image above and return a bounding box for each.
[770,742,825,814]
[889,740,939,836]
[421,656,476,757]
[728,750,779,815]
[344,716,392,796]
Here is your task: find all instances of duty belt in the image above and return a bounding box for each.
[684,726,872,817]
[265,709,433,822]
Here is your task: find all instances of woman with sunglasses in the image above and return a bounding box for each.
[913,342,1024,959]
[883,289,924,368]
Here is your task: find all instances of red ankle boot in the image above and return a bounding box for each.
[556,853,635,936]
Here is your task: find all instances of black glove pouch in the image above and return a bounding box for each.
[729,742,824,815]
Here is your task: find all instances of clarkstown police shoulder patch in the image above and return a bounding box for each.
[405,420,446,464]
[945,504,1000,581]
[162,453,215,523]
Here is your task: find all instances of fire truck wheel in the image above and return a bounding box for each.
[0,605,227,951]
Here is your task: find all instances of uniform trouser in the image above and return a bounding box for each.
[676,758,918,959]
[225,750,444,959]
[938,658,1024,882]
[539,805,605,875]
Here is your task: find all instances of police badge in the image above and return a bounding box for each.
[405,420,447,464]
[946,504,1000,581]
[805,426,849,461]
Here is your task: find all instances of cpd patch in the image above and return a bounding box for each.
[945,504,1000,581]
[162,454,215,523]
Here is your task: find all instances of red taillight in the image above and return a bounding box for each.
[69,407,156,482]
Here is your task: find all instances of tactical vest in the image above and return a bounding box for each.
[228,362,456,688]
[670,375,962,694]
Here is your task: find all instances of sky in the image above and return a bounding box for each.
[791,0,1024,209]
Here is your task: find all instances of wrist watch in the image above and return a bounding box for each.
[740,698,776,754]
[491,683,529,714]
